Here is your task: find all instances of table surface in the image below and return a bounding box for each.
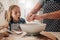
[1,34,52,40]
[0,31,53,40]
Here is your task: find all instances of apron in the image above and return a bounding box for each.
[43,0,60,32]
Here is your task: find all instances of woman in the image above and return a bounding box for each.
[27,0,60,40]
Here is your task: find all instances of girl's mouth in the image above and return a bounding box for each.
[18,17,20,20]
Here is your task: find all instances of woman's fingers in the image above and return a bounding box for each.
[26,13,36,22]
[35,15,43,21]
[29,14,36,21]
[26,13,44,22]
[26,13,32,21]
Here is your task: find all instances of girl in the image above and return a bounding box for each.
[5,5,26,31]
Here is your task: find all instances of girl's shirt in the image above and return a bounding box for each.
[9,18,26,31]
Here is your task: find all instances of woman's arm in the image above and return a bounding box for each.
[26,3,42,21]
[43,10,60,19]
[35,10,60,20]
[29,2,42,14]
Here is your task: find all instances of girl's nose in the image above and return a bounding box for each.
[17,13,20,16]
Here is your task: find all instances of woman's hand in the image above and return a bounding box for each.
[34,15,44,21]
[26,14,45,22]
[26,13,36,22]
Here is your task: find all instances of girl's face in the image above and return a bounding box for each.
[11,7,21,21]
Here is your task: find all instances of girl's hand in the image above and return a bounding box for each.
[0,28,8,33]
[3,21,8,28]
[0,26,3,30]
[0,21,8,30]
[3,24,8,28]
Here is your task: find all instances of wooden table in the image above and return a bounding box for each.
[0,31,53,40]
[4,34,52,40]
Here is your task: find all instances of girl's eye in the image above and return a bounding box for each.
[15,12,17,14]
[18,11,20,13]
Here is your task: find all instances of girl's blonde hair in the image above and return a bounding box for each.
[5,5,20,23]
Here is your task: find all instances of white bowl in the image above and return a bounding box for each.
[20,23,46,34]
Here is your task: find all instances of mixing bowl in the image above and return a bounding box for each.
[20,23,46,34]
